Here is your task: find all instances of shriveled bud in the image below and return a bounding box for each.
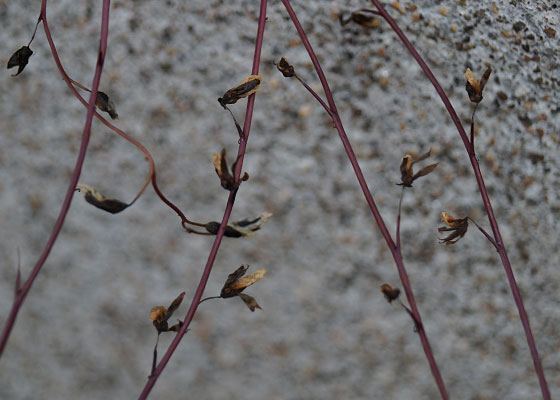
[7,46,33,76]
[465,66,492,103]
[398,149,438,187]
[380,284,400,303]
[218,75,262,108]
[276,57,295,78]
[438,212,469,245]
[95,91,119,120]
[76,184,129,214]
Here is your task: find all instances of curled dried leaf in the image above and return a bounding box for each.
[7,46,33,76]
[95,91,119,120]
[276,57,295,78]
[380,284,401,303]
[221,265,266,298]
[438,212,469,245]
[465,66,492,103]
[212,148,249,191]
[76,184,129,214]
[205,212,272,238]
[398,149,438,187]
[218,75,262,108]
[239,293,262,312]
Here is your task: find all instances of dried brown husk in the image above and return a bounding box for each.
[277,57,295,78]
[95,91,119,120]
[76,184,129,214]
[239,293,262,312]
[150,292,186,333]
[205,212,272,238]
[221,265,266,298]
[380,284,401,303]
[218,75,262,107]
[438,212,469,245]
[398,149,438,187]
[465,66,492,103]
[212,149,248,191]
[7,46,33,76]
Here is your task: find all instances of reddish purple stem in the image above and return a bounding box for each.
[369,1,550,398]
[0,0,111,357]
[137,1,268,398]
[279,1,449,398]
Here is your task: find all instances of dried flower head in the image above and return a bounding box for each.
[7,46,33,76]
[150,292,185,333]
[205,212,272,238]
[398,149,438,187]
[212,148,249,191]
[438,212,469,245]
[276,57,295,78]
[221,265,266,298]
[380,284,401,303]
[76,184,129,214]
[95,91,119,120]
[218,75,262,108]
[465,66,492,103]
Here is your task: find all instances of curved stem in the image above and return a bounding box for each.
[137,1,268,398]
[0,0,111,357]
[369,1,550,399]
[279,1,448,398]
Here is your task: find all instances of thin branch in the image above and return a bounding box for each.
[396,186,405,250]
[0,0,112,357]
[137,1,268,398]
[279,1,448,398]
[369,1,550,398]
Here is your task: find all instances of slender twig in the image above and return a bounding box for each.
[369,1,550,398]
[137,1,268,398]
[0,0,112,357]
[279,1,448,398]
[396,186,405,250]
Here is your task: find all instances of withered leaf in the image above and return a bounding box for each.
[398,149,438,187]
[7,46,33,76]
[205,212,272,238]
[438,212,469,245]
[95,91,119,120]
[221,265,266,298]
[212,148,249,191]
[380,284,400,303]
[218,75,262,108]
[76,184,129,214]
[465,67,492,103]
[276,57,295,78]
[239,293,262,312]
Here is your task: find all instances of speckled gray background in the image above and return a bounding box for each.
[1,1,559,399]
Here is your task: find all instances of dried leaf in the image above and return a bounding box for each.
[465,66,492,103]
[218,75,262,108]
[438,212,469,245]
[205,212,272,238]
[398,149,437,187]
[150,292,186,333]
[221,265,266,298]
[166,291,185,319]
[380,284,400,303]
[76,184,129,214]
[95,91,119,120]
[7,46,33,76]
[277,57,295,78]
[239,293,262,312]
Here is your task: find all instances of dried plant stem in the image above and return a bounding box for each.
[0,0,112,357]
[369,1,550,398]
[279,1,448,398]
[137,1,268,398]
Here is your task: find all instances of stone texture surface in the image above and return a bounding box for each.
[0,1,559,399]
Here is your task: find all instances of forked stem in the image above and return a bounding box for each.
[369,1,550,398]
[279,1,449,398]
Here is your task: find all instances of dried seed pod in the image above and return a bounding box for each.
[380,284,401,303]
[398,149,438,187]
[7,46,33,76]
[150,292,186,333]
[95,91,119,120]
[212,149,249,191]
[465,67,492,103]
[221,265,266,298]
[76,184,129,214]
[205,212,272,238]
[438,212,469,245]
[218,75,262,108]
[276,57,295,78]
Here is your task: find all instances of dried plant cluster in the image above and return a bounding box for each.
[1,1,553,400]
